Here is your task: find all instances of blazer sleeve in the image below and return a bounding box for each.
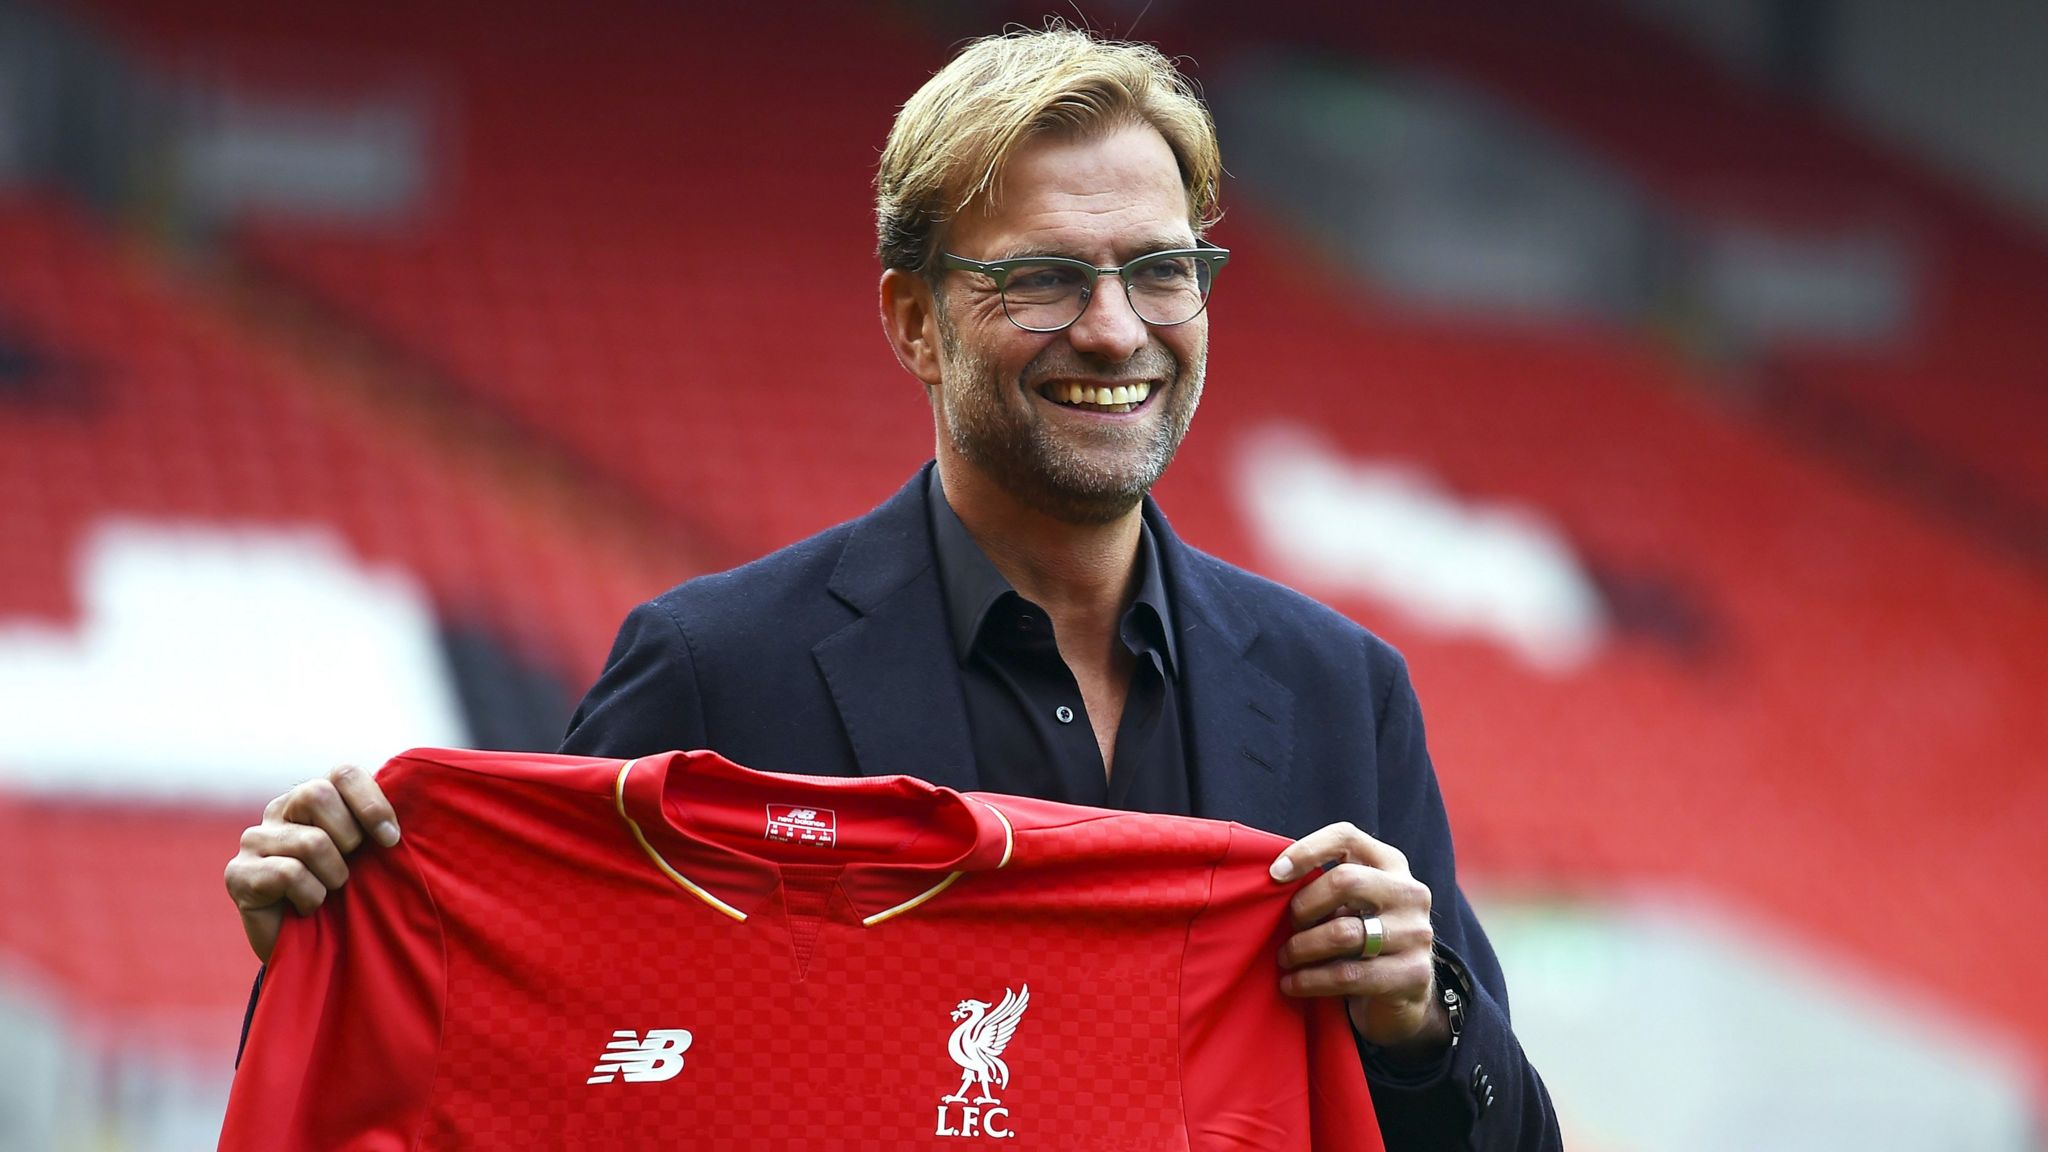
[1361,654,1563,1152]
[560,596,710,758]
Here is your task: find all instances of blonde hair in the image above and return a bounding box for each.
[876,23,1222,274]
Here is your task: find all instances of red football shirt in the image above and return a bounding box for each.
[219,748,1384,1150]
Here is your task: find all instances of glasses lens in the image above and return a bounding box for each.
[1000,262,1092,331]
[1123,252,1212,326]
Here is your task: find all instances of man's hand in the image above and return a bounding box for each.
[223,764,400,963]
[1270,822,1448,1060]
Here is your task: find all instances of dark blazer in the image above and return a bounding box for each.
[563,464,1560,1151]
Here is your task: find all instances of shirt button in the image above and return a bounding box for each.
[1054,705,1075,724]
[1018,615,1036,632]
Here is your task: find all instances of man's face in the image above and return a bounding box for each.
[931,122,1207,525]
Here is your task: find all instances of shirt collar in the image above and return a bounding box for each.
[927,468,1178,675]
[614,750,1016,925]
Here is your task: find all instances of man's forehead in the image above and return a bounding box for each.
[952,123,1196,254]
[994,122,1184,199]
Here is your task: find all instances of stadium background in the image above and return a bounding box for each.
[1,0,2044,1147]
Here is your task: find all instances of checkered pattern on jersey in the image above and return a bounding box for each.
[415,828,1202,1144]
[239,752,1372,1150]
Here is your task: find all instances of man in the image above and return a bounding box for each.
[225,26,1559,1149]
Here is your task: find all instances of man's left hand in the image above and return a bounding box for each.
[1269,822,1448,1058]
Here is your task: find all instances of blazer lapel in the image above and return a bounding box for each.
[1149,501,1298,836]
[812,465,980,792]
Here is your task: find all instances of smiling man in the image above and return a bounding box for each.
[883,118,1212,783]
[908,123,1206,528]
[226,25,1559,1150]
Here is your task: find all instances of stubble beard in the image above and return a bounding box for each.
[935,310,1204,526]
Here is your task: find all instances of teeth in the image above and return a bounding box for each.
[1046,382,1155,408]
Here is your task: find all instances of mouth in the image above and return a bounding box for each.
[1037,379,1155,416]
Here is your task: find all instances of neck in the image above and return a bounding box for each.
[934,455,1143,628]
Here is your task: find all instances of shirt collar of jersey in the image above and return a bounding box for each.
[927,467,1179,675]
[613,750,1016,925]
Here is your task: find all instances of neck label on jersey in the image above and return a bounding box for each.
[765,804,838,848]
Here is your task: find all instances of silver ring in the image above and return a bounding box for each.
[1358,914,1386,959]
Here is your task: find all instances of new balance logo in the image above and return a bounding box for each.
[765,803,838,847]
[586,1029,693,1084]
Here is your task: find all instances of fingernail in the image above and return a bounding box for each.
[374,821,401,847]
[1269,856,1295,881]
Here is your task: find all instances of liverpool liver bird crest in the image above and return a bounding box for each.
[942,985,1030,1105]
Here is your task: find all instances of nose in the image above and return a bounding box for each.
[1064,277,1149,363]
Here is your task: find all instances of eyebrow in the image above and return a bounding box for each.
[998,236,1199,264]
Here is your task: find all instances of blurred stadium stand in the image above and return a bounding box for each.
[2,1,2044,1147]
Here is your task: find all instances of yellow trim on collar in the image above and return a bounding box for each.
[860,798,1013,927]
[613,760,748,922]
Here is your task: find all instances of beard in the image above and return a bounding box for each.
[934,311,1205,525]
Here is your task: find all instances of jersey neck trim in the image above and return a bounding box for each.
[612,751,1015,925]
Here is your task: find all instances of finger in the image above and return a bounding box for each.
[260,857,330,916]
[1286,861,1433,929]
[1278,914,1369,970]
[274,777,360,853]
[276,767,397,856]
[238,823,351,892]
[226,845,315,911]
[1278,949,1431,1002]
[327,764,401,848]
[225,846,287,912]
[1268,821,1408,884]
[1278,910,1426,970]
[226,852,331,917]
[226,842,326,964]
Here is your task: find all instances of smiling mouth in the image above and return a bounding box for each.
[1039,380,1154,415]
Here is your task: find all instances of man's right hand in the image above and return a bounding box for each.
[223,764,401,963]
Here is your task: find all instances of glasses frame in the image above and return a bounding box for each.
[936,244,1231,333]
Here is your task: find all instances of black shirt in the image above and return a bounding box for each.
[927,471,1190,814]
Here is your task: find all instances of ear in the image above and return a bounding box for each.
[880,268,945,389]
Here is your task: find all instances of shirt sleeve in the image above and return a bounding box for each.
[1178,824,1385,1152]
[216,826,446,1151]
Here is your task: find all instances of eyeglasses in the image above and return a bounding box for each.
[937,245,1230,333]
